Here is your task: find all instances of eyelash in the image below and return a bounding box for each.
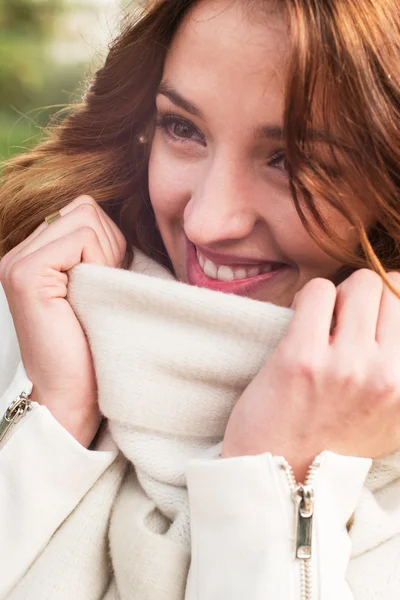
[155,111,287,172]
[155,113,206,146]
[269,151,288,172]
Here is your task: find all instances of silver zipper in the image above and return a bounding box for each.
[0,392,33,445]
[280,456,321,600]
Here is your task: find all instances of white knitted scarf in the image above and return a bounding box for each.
[68,250,292,541]
[63,250,400,599]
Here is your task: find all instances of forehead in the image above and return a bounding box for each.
[162,0,290,122]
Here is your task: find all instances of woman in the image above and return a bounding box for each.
[1,0,400,598]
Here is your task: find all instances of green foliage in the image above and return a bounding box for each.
[0,0,88,160]
[0,0,64,31]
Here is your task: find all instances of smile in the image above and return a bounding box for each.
[196,248,283,282]
[185,239,290,296]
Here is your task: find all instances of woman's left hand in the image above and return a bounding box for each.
[222,269,400,482]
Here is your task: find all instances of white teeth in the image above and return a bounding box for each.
[203,259,218,279]
[196,248,278,281]
[235,268,247,280]
[197,250,205,269]
[217,266,235,281]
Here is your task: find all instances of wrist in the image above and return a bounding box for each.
[54,408,102,448]
[30,387,101,448]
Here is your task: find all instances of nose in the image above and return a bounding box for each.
[183,155,260,247]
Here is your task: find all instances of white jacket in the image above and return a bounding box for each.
[0,262,399,600]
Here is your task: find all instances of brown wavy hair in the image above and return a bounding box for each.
[1,0,400,282]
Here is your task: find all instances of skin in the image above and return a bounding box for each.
[149,0,358,307]
[1,0,400,480]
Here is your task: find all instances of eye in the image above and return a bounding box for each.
[269,151,288,173]
[155,113,205,145]
[170,120,197,139]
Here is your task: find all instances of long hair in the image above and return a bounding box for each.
[1,0,399,281]
[285,0,400,281]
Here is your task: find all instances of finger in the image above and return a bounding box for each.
[332,269,383,347]
[8,195,123,267]
[69,196,125,266]
[285,278,337,350]
[53,196,126,266]
[96,208,127,267]
[19,228,107,280]
[376,272,400,347]
[3,228,107,308]
[66,196,121,266]
[5,195,89,258]
[10,202,115,268]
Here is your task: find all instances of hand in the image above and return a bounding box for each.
[222,270,400,482]
[0,195,126,447]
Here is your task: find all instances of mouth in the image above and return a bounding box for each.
[185,240,290,296]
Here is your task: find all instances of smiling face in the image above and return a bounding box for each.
[148,0,359,307]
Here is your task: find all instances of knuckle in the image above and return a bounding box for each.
[78,226,99,244]
[72,194,96,208]
[356,267,377,279]
[349,268,382,289]
[302,277,336,298]
[328,359,361,387]
[337,269,383,303]
[77,202,99,221]
[375,366,400,400]
[278,346,319,382]
[293,359,316,381]
[7,259,32,292]
[379,381,399,401]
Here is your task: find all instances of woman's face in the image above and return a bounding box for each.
[149,0,357,307]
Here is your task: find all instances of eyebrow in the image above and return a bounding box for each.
[255,125,284,141]
[157,81,204,118]
[157,81,341,147]
[256,125,346,152]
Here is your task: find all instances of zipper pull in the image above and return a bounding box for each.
[294,484,314,560]
[0,393,33,445]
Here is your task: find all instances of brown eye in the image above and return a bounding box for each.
[269,151,288,173]
[156,114,206,145]
[171,121,196,139]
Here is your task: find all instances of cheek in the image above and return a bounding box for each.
[313,198,363,258]
[269,203,343,271]
[262,198,324,265]
[275,200,360,278]
[148,137,194,227]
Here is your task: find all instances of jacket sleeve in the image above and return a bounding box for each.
[185,450,371,600]
[0,286,118,598]
[0,282,21,395]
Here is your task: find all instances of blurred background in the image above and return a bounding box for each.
[0,0,127,161]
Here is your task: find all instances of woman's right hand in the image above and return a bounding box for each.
[0,195,126,447]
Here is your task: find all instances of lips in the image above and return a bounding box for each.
[185,240,290,296]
